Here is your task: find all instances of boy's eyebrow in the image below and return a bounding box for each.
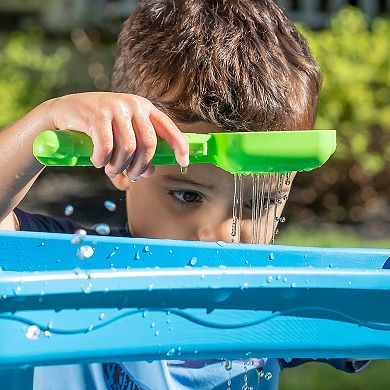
[162,175,215,190]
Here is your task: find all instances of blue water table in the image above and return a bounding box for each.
[0,231,389,389]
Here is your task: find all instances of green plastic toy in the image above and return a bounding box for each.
[33,129,336,174]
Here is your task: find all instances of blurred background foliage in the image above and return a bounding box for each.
[0,29,70,125]
[292,7,390,237]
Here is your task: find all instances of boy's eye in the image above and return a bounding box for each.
[169,190,203,203]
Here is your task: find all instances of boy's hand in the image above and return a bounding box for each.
[46,92,189,180]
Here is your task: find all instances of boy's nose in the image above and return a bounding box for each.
[195,219,233,243]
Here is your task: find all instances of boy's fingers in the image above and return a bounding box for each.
[90,115,114,168]
[126,113,157,181]
[149,106,189,167]
[105,116,137,177]
[140,166,155,178]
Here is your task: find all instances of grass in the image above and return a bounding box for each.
[280,360,390,390]
[276,224,390,389]
[277,224,390,248]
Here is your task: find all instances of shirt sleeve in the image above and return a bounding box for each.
[279,358,371,373]
[14,207,82,234]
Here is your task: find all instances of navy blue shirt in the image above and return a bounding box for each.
[14,207,131,237]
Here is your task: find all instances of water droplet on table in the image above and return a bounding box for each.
[71,229,87,244]
[26,325,40,340]
[188,257,197,266]
[76,245,94,260]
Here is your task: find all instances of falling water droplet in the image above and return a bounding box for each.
[26,325,40,340]
[264,372,272,380]
[180,166,187,175]
[64,204,74,216]
[279,216,286,223]
[44,330,51,338]
[94,223,111,236]
[104,200,117,212]
[76,245,94,260]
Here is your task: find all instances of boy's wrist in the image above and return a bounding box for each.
[30,98,57,132]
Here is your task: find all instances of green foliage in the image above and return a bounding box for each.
[299,7,390,172]
[280,360,390,390]
[0,29,70,127]
[292,8,390,226]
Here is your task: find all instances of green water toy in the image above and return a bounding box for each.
[33,129,336,174]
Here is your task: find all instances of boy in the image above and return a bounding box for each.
[0,0,369,388]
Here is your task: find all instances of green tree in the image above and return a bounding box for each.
[293,7,390,228]
[0,29,70,127]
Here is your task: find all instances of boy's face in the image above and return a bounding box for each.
[111,122,294,244]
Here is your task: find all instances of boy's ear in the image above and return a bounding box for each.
[109,171,130,191]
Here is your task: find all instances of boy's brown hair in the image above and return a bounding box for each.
[111,0,321,131]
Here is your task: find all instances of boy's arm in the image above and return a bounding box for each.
[0,102,50,228]
[0,93,189,230]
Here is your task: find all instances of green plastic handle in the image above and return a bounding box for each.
[33,130,210,167]
[33,129,336,174]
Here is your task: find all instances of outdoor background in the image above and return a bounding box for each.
[0,0,389,388]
